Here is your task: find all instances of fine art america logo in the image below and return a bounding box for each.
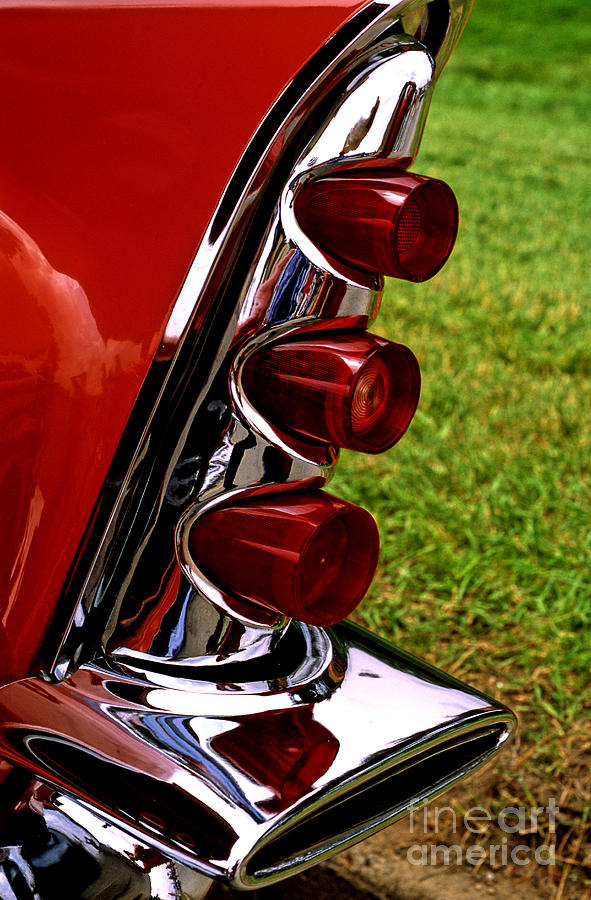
[407,800,558,868]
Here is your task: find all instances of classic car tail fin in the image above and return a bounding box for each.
[0,2,514,895]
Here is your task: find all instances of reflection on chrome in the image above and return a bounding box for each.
[170,39,434,634]
[281,45,435,283]
[0,622,515,890]
[0,774,212,899]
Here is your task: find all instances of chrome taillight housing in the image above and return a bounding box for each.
[49,17,455,672]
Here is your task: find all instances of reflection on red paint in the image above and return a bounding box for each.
[0,212,143,684]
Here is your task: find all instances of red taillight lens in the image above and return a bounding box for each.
[295,169,458,282]
[188,491,379,626]
[242,332,420,453]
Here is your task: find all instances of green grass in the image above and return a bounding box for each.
[332,0,591,819]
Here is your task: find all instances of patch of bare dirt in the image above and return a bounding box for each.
[209,824,544,900]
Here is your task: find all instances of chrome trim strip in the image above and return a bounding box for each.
[45,0,476,679]
[140,36,435,644]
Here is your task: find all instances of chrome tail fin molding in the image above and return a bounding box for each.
[46,0,472,684]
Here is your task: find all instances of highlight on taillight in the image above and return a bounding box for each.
[241,332,420,454]
[294,169,458,282]
[188,491,379,626]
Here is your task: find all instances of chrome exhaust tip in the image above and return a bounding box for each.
[243,719,510,887]
[0,622,515,890]
[233,625,514,888]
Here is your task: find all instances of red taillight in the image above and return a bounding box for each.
[242,332,420,453]
[188,491,379,626]
[294,169,458,282]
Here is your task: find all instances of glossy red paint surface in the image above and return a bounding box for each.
[0,0,367,684]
